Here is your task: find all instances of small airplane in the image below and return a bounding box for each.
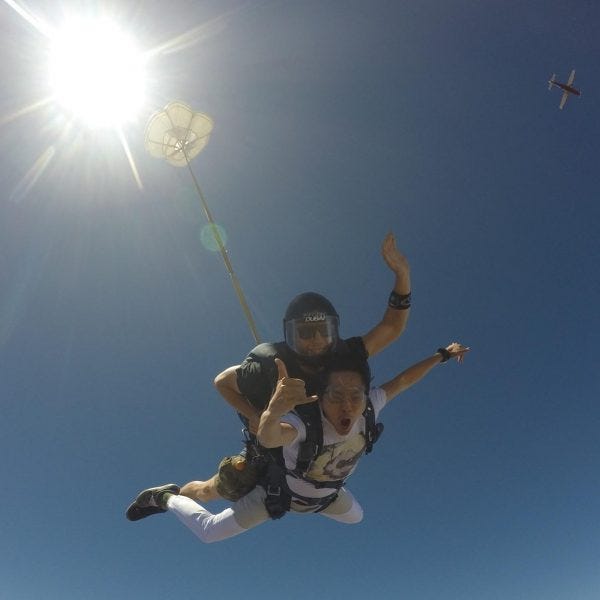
[548,69,580,109]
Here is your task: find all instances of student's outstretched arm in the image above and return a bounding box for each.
[380,342,469,402]
[362,233,411,357]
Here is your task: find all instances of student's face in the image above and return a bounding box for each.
[321,370,367,435]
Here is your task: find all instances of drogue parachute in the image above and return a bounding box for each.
[145,101,213,166]
[145,101,260,344]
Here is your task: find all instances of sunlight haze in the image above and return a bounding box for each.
[48,18,146,127]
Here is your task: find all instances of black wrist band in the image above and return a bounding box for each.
[437,347,451,362]
[388,290,411,310]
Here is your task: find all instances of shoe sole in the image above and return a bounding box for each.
[126,503,166,521]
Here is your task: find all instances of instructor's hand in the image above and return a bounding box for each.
[381,232,410,279]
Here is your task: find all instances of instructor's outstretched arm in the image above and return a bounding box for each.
[362,233,412,357]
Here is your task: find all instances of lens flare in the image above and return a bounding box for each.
[199,224,228,252]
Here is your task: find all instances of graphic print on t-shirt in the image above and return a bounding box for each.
[306,433,366,482]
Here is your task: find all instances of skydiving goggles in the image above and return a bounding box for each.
[296,323,334,339]
[285,314,339,356]
[323,385,366,406]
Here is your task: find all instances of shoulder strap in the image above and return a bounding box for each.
[294,403,323,474]
[363,397,384,454]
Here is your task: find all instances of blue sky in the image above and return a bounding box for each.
[1,1,599,599]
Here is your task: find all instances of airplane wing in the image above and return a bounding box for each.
[567,69,575,86]
[559,90,569,109]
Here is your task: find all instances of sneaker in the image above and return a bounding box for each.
[125,483,180,522]
[126,504,167,522]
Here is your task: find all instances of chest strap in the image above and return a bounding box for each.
[288,470,345,490]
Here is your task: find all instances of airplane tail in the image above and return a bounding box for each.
[548,74,556,90]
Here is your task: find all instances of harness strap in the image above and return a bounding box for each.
[259,457,341,519]
[295,403,323,473]
[289,470,345,490]
[363,398,384,454]
[260,458,291,520]
[290,491,339,512]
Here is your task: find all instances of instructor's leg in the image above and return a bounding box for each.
[180,476,222,502]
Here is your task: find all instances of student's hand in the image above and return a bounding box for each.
[444,342,470,364]
[268,358,318,417]
[381,232,410,277]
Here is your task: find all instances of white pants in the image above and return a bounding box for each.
[167,486,363,544]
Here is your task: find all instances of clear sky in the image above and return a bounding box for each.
[1,1,599,599]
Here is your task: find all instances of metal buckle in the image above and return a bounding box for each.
[266,485,281,497]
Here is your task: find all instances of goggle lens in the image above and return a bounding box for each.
[324,386,366,405]
[296,324,332,339]
[284,314,339,358]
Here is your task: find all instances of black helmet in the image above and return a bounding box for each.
[283,292,339,359]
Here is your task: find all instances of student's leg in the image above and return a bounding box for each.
[319,488,363,524]
[167,486,270,543]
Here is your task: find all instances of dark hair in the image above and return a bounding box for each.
[315,353,372,397]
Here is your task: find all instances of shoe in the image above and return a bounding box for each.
[125,483,180,522]
[126,504,167,522]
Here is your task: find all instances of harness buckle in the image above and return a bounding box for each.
[266,485,281,497]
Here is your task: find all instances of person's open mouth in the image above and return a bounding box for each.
[340,417,352,430]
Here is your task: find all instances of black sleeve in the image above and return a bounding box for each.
[235,343,280,410]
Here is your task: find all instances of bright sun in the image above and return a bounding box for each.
[48,18,146,128]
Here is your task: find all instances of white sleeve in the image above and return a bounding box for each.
[280,412,306,445]
[369,387,388,419]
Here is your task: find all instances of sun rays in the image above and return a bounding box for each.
[48,18,146,128]
[0,0,240,198]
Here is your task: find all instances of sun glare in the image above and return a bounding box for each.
[48,19,146,128]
